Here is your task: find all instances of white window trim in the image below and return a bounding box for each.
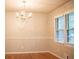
[54,15,65,44]
[54,11,74,46]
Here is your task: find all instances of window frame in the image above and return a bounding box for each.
[66,12,74,45]
[55,15,65,43]
[55,11,74,46]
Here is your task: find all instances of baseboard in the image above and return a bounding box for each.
[5,51,49,54]
[48,51,64,59]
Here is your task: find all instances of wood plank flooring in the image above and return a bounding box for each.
[5,52,59,59]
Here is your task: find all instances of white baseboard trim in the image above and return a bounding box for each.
[48,51,64,59]
[5,51,49,54]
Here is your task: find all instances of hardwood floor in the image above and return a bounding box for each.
[5,52,59,59]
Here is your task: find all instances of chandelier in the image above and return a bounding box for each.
[16,0,32,21]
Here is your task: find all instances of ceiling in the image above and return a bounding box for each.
[6,0,70,13]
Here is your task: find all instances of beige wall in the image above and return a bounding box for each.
[5,12,50,52]
[49,0,74,59]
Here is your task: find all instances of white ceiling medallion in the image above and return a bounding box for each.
[16,0,32,22]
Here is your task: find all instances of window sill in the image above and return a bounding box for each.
[55,41,74,47]
[66,42,74,47]
[56,41,64,44]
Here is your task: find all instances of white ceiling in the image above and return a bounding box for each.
[6,0,70,13]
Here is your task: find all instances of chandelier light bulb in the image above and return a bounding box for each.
[29,12,32,17]
[20,11,25,16]
[16,12,19,18]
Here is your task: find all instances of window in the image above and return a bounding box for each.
[66,12,74,44]
[56,16,64,43]
[55,12,74,44]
